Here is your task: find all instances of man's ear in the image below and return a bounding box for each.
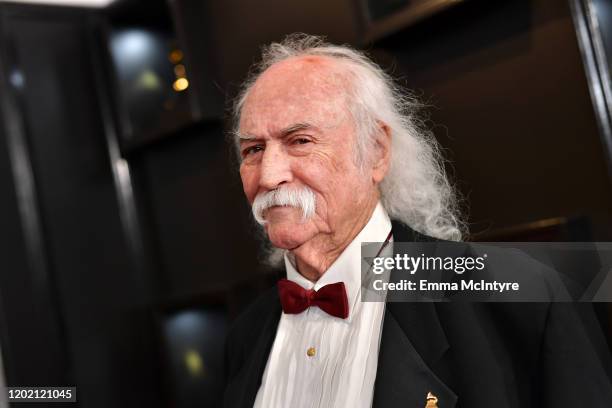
[371,120,392,184]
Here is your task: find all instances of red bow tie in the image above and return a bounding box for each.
[278,279,349,319]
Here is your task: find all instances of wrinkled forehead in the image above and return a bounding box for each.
[239,56,353,136]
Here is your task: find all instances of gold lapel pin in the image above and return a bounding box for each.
[425,392,438,408]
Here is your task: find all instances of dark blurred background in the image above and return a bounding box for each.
[0,0,611,407]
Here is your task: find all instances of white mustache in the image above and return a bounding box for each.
[252,186,316,225]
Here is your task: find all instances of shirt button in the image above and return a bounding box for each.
[306,347,316,357]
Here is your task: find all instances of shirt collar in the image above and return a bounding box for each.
[283,202,392,322]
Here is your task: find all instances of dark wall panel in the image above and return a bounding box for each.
[0,75,70,388]
[1,8,163,408]
[372,0,612,237]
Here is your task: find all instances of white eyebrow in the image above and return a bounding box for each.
[279,122,314,136]
[240,123,314,138]
[236,133,257,142]
[236,122,316,143]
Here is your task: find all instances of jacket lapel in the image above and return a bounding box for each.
[373,302,457,408]
[372,221,457,408]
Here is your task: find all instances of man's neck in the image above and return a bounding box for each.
[292,198,378,282]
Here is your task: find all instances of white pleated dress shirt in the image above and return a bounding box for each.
[253,203,392,408]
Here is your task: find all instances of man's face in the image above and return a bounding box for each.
[238,56,380,250]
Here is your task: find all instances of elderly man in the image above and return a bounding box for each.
[223,34,612,408]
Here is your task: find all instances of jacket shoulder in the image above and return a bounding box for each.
[224,285,280,379]
[391,219,439,242]
[229,285,280,340]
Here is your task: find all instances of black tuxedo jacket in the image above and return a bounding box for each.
[223,221,612,407]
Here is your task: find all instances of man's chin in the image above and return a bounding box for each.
[265,221,316,250]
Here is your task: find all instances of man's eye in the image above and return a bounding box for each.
[292,137,311,145]
[243,145,264,156]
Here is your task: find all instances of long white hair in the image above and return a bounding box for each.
[232,34,465,262]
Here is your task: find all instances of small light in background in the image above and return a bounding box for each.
[135,69,161,91]
[173,77,189,92]
[168,49,183,64]
[173,64,186,77]
[184,348,204,377]
[169,49,189,92]
[111,30,155,69]
[9,70,25,89]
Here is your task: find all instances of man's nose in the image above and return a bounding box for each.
[259,145,292,190]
